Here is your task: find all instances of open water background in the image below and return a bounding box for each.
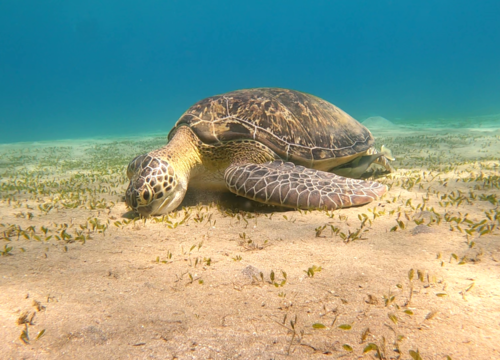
[1,0,499,143]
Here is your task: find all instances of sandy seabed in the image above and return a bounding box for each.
[0,122,499,359]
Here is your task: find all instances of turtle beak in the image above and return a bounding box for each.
[125,186,157,217]
[126,192,178,217]
[151,189,185,215]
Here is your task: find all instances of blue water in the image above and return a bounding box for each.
[1,0,499,143]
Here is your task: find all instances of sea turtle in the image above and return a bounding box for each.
[125,88,394,216]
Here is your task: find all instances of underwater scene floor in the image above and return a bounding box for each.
[0,124,499,359]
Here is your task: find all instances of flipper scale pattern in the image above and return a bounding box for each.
[224,161,386,210]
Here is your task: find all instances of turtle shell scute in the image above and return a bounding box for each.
[170,88,374,162]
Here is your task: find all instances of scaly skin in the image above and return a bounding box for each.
[125,126,277,215]
[125,88,394,216]
[126,127,387,216]
[224,160,386,210]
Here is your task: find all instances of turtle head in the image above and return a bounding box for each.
[125,154,187,216]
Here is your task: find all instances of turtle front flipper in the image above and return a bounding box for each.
[224,161,387,210]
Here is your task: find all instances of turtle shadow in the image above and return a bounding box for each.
[180,189,287,214]
[120,189,286,219]
[121,210,140,219]
[180,169,392,212]
[120,169,392,219]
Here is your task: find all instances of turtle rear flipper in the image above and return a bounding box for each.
[224,161,387,210]
[331,145,396,178]
[331,153,384,178]
[373,145,395,172]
